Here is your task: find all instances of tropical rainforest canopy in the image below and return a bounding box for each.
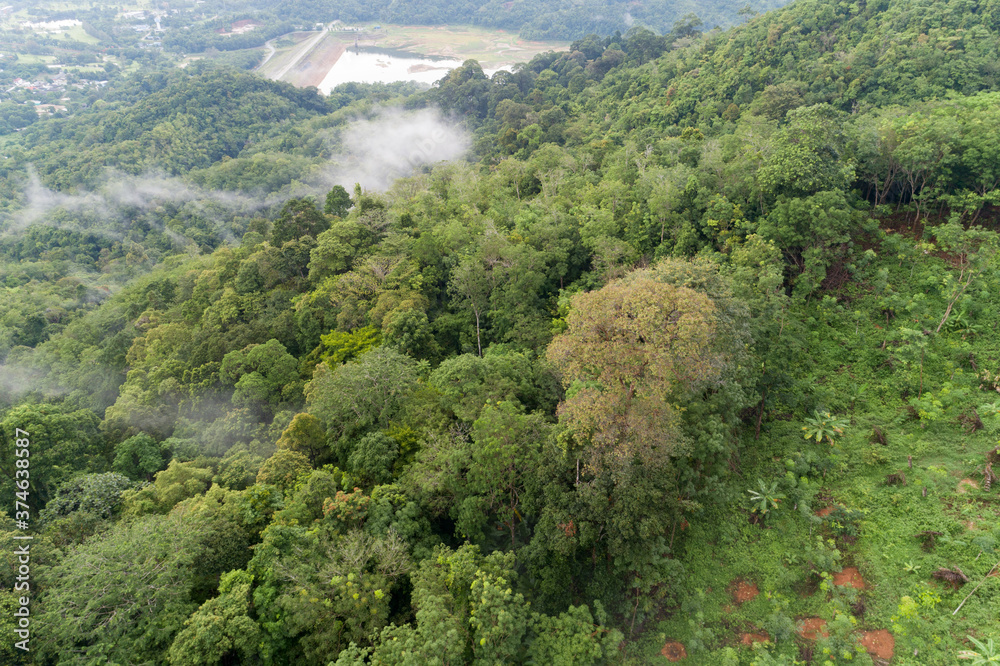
[2,0,1000,663]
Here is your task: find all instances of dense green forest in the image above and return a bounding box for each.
[3,0,1000,663]
[158,0,784,44]
[4,0,779,62]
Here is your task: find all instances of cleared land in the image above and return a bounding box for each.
[372,24,570,69]
[61,24,100,44]
[256,32,319,81]
[268,27,330,82]
[10,54,59,65]
[286,33,346,88]
[256,24,569,88]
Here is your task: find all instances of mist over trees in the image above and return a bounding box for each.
[2,0,1000,662]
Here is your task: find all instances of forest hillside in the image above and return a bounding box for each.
[1,0,1000,663]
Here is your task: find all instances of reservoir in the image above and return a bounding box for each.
[318,46,501,93]
[258,24,568,92]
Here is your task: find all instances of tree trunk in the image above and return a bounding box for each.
[474,308,482,357]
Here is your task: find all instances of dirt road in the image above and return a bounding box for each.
[270,27,328,81]
[259,39,277,69]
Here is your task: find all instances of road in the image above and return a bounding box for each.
[269,26,328,82]
[259,38,277,69]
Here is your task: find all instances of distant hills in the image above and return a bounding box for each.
[240,0,791,39]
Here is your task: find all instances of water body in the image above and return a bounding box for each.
[318,46,501,93]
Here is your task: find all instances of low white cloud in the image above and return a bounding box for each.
[320,107,471,192]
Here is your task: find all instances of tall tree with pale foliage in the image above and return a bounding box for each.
[548,273,724,469]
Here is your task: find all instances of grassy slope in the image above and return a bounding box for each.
[369,24,571,68]
[636,224,1000,664]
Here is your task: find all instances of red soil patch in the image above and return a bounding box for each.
[731,580,760,604]
[661,641,687,661]
[859,629,895,660]
[740,632,769,646]
[957,479,980,494]
[816,505,835,517]
[798,618,829,640]
[833,566,866,589]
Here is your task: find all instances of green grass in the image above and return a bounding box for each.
[11,54,57,65]
[62,24,100,44]
[628,231,1000,665]
[373,23,569,67]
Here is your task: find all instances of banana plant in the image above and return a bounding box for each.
[748,479,785,516]
[958,636,1000,663]
[802,410,849,445]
